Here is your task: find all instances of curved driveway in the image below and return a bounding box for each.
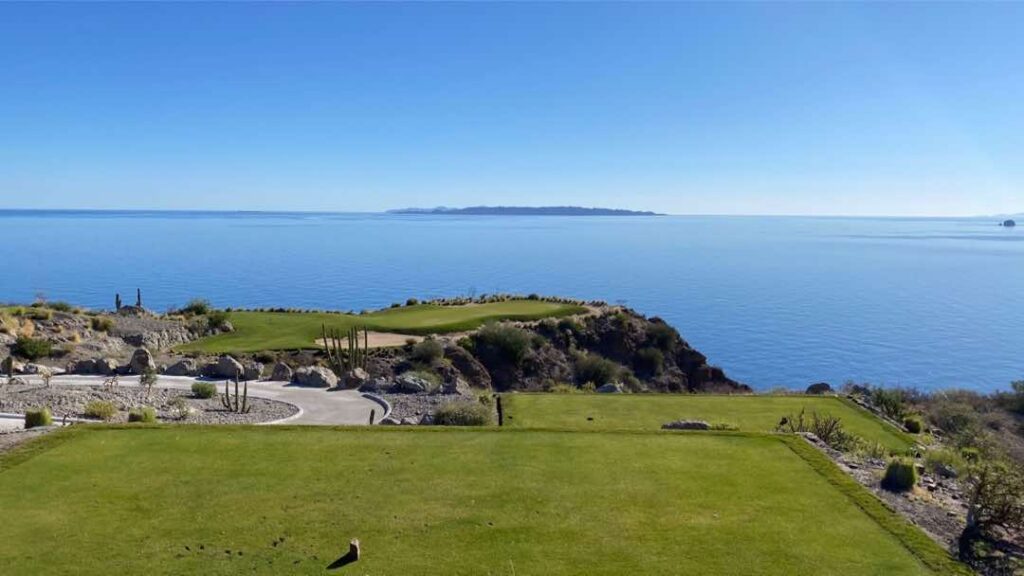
[23,374,382,426]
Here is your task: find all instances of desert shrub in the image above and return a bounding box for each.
[853,439,889,460]
[181,298,212,316]
[473,323,532,366]
[574,353,620,386]
[903,414,924,434]
[408,369,441,389]
[127,407,157,423]
[169,397,190,420]
[405,298,419,306]
[1008,380,1024,415]
[960,460,1024,550]
[777,409,858,452]
[139,365,158,394]
[709,423,739,431]
[547,382,580,394]
[634,347,665,376]
[191,381,217,399]
[476,393,494,407]
[927,400,983,446]
[871,387,906,420]
[881,458,918,492]
[411,338,444,364]
[254,351,276,364]
[24,408,52,429]
[90,316,114,332]
[432,401,493,426]
[924,448,966,477]
[23,308,52,321]
[12,336,52,361]
[84,400,117,421]
[645,322,677,351]
[206,310,230,331]
[47,301,73,313]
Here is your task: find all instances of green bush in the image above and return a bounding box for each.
[169,397,190,420]
[23,308,52,321]
[24,408,52,429]
[405,298,419,306]
[903,415,924,434]
[645,322,677,351]
[923,448,965,477]
[882,458,918,492]
[574,353,621,386]
[473,322,532,366]
[411,338,444,364]
[47,301,74,313]
[432,401,493,426]
[127,407,157,423]
[206,310,230,331]
[871,387,906,420]
[84,400,117,421]
[634,347,665,376]
[90,316,114,332]
[12,336,52,361]
[191,381,217,399]
[181,298,212,316]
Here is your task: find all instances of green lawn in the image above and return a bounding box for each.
[0,426,960,575]
[501,393,915,452]
[178,300,586,354]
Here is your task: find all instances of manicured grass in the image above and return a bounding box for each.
[178,300,585,354]
[501,393,915,452]
[0,426,948,575]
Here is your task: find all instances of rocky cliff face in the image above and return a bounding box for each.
[359,307,747,394]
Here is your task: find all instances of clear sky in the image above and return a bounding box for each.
[1,2,1022,216]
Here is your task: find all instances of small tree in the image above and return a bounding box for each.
[959,459,1024,561]
[139,365,158,398]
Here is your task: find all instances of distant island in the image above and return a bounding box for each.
[388,206,663,216]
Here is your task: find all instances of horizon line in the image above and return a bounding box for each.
[0,207,1017,220]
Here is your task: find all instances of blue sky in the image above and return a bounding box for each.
[1,2,1022,216]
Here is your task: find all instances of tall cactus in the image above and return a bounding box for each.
[321,323,369,377]
[220,376,251,413]
[115,293,122,310]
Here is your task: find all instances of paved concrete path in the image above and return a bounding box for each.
[13,374,384,426]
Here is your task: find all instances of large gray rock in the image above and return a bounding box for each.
[165,358,200,376]
[390,373,433,394]
[441,377,471,396]
[68,359,97,374]
[661,420,711,431]
[24,363,56,375]
[293,366,338,388]
[212,356,244,379]
[129,348,155,374]
[242,362,264,381]
[95,358,119,376]
[345,367,370,388]
[358,377,388,393]
[596,382,624,394]
[270,362,293,382]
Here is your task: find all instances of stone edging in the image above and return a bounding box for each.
[361,393,391,424]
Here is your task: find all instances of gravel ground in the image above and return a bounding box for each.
[0,383,298,425]
[381,392,476,422]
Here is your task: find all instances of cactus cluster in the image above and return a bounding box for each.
[322,324,369,377]
[221,376,251,414]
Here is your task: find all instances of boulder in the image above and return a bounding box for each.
[419,413,435,425]
[293,366,338,388]
[68,359,97,374]
[270,362,294,382]
[390,373,433,394]
[379,417,401,426]
[242,362,264,381]
[400,417,419,426]
[129,348,155,374]
[345,367,370,388]
[94,358,118,375]
[1002,219,1016,227]
[24,363,54,376]
[596,382,624,394]
[165,358,200,376]
[661,420,711,431]
[212,356,244,379]
[805,382,833,395]
[441,377,471,396]
[358,377,388,393]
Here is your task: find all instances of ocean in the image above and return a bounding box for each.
[2,210,1020,392]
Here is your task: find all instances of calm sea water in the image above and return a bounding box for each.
[1,210,1021,392]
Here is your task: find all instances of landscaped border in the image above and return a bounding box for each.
[780,434,971,575]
